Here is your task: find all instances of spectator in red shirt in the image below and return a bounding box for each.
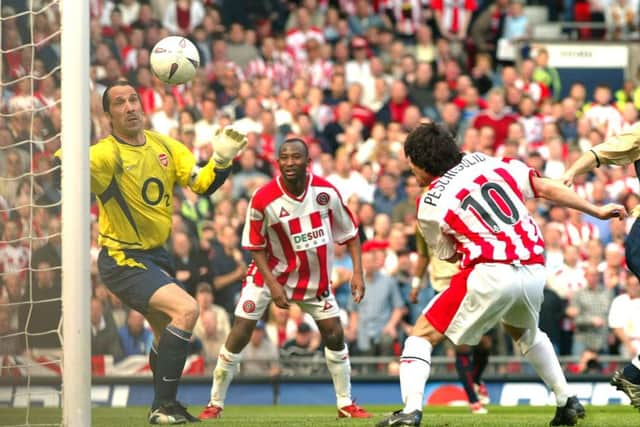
[347,82,376,132]
[376,80,415,125]
[472,88,518,149]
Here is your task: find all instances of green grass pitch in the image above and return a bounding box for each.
[2,405,639,426]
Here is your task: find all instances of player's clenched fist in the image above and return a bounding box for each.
[596,203,627,220]
[212,126,248,166]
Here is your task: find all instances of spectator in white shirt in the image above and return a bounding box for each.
[327,149,373,203]
[163,0,205,35]
[584,84,623,138]
[151,93,179,135]
[345,37,372,87]
[194,97,219,147]
[609,274,640,357]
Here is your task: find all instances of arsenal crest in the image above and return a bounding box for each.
[158,153,168,167]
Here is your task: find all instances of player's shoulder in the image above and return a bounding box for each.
[497,156,532,173]
[90,135,117,157]
[499,156,524,166]
[310,174,343,199]
[251,178,282,208]
[310,174,337,190]
[144,129,180,148]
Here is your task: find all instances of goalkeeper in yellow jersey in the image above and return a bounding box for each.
[61,80,247,424]
[562,126,640,411]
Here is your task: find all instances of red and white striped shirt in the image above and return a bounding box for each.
[295,58,334,90]
[417,153,545,269]
[562,220,599,248]
[431,0,477,35]
[245,54,294,91]
[285,27,325,62]
[242,174,358,301]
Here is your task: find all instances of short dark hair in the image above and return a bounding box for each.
[279,137,309,158]
[404,122,462,177]
[102,80,137,114]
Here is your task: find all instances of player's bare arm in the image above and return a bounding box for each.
[533,176,627,220]
[409,252,428,304]
[345,237,365,303]
[561,149,600,186]
[252,249,290,309]
[563,129,640,185]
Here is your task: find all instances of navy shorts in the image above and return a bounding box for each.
[98,247,181,315]
[626,218,640,281]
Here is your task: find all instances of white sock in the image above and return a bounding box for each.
[400,336,432,413]
[209,345,242,408]
[521,330,569,407]
[325,346,352,408]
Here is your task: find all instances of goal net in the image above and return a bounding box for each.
[1,1,90,426]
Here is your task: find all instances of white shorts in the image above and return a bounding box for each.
[234,278,341,321]
[423,263,545,345]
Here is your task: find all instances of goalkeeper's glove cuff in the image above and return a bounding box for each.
[212,154,232,169]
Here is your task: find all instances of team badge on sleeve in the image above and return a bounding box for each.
[316,192,330,205]
[242,300,256,313]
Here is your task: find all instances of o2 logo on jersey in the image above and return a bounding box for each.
[142,177,171,207]
[316,192,330,206]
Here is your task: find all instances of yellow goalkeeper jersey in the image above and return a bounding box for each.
[591,125,640,216]
[60,130,227,250]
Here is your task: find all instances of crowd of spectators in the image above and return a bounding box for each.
[1,0,640,378]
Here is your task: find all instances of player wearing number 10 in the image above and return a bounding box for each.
[59,80,247,424]
[377,123,626,427]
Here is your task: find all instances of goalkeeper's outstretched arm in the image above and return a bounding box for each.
[186,126,248,196]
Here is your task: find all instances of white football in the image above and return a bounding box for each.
[150,36,200,85]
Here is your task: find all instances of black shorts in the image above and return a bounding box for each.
[98,247,181,315]
[626,218,640,281]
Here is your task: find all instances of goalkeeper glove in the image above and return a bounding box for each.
[212,126,248,167]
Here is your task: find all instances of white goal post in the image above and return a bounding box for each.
[60,0,90,426]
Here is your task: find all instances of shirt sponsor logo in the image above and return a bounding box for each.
[291,227,327,251]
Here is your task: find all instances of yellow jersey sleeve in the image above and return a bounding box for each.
[415,222,459,292]
[54,144,116,196]
[415,224,429,257]
[159,132,232,195]
[89,142,118,196]
[592,126,640,166]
